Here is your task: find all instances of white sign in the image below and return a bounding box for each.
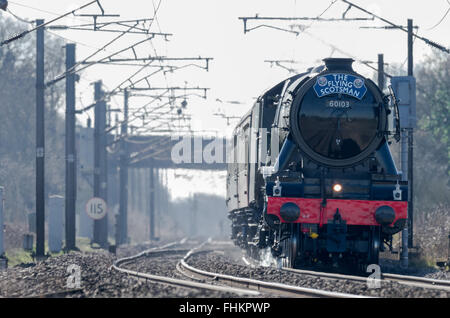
[85,197,107,220]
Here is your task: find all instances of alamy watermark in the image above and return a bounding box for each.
[170,127,280,165]
[366,264,381,289]
[66,264,81,289]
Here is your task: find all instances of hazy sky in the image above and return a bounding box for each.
[2,0,449,198]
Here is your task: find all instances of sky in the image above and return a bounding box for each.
[1,0,449,199]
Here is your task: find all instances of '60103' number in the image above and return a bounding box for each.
[327,100,350,108]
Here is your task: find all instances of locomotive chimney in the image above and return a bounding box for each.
[323,58,355,72]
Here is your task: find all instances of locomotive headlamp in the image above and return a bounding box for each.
[332,183,343,192]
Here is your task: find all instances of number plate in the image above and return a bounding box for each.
[327,100,351,108]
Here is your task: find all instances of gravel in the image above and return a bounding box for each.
[424,271,450,280]
[0,245,234,297]
[380,258,450,281]
[121,250,187,279]
[116,242,161,258]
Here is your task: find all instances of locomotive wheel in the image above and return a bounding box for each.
[368,226,381,265]
[282,224,300,268]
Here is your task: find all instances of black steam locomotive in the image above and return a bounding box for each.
[226,58,407,269]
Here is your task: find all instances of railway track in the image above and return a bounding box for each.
[382,272,450,291]
[241,257,450,293]
[112,239,367,298]
[178,247,367,298]
[111,240,260,297]
[281,267,450,292]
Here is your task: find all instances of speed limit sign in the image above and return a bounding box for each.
[85,197,107,220]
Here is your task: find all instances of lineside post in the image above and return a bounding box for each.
[65,43,77,251]
[0,187,6,269]
[0,187,5,256]
[149,165,155,240]
[93,81,108,248]
[35,19,46,259]
[377,53,384,90]
[118,89,129,245]
[407,18,414,248]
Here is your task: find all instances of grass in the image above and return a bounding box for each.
[3,236,117,267]
[4,248,34,267]
[76,237,99,253]
[4,240,65,267]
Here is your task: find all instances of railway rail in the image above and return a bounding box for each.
[242,256,450,292]
[112,239,367,298]
[382,273,450,291]
[280,267,450,292]
[178,242,367,298]
[111,240,260,297]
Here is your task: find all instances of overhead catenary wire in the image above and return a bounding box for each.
[239,0,373,35]
[13,4,173,88]
[4,10,149,61]
[5,1,146,64]
[150,0,163,36]
[49,18,154,33]
[426,0,450,30]
[146,1,193,137]
[66,2,206,135]
[46,29,128,56]
[108,101,175,144]
[240,1,449,65]
[147,0,171,101]
[2,6,115,108]
[109,85,208,141]
[241,0,448,75]
[42,0,209,137]
[74,58,211,116]
[53,22,147,86]
[3,5,116,64]
[6,7,32,24]
[106,1,210,138]
[289,25,393,78]
[107,85,208,136]
[75,45,210,114]
[106,91,172,133]
[305,27,392,78]
[7,0,93,24]
[1,0,101,46]
[340,0,449,53]
[6,0,208,138]
[303,0,339,31]
[264,59,300,73]
[5,6,170,119]
[46,36,156,87]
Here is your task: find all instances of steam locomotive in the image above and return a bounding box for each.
[226,58,407,269]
